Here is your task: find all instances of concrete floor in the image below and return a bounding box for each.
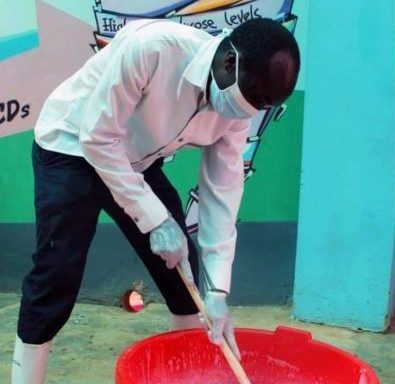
[1,293,394,384]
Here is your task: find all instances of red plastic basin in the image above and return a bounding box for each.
[115,326,380,384]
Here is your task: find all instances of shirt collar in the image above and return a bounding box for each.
[178,30,230,104]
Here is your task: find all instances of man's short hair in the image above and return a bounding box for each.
[229,18,300,75]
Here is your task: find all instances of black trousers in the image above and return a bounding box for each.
[17,141,199,344]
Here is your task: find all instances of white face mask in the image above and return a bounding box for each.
[210,41,259,119]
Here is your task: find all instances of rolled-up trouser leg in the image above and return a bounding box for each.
[17,142,101,344]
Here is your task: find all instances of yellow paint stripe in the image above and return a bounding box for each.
[175,0,242,16]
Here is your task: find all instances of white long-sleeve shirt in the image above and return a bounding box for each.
[35,19,249,293]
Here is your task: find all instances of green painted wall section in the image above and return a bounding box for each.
[0,91,303,223]
[239,91,303,221]
[0,131,35,221]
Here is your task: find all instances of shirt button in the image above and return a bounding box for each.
[157,153,162,156]
[178,138,184,142]
[133,217,139,223]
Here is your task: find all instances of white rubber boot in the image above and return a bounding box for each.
[12,335,52,384]
[169,313,202,330]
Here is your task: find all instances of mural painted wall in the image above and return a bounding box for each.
[0,0,308,226]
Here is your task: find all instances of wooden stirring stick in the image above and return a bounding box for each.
[176,265,252,384]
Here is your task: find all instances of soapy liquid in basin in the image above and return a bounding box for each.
[149,376,328,384]
[147,369,329,384]
[143,353,333,384]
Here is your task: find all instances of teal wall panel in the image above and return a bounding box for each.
[0,30,39,61]
[0,0,38,60]
[293,0,395,331]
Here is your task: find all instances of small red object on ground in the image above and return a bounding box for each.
[121,290,144,312]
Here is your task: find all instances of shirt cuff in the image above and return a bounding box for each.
[203,258,232,294]
[124,190,169,233]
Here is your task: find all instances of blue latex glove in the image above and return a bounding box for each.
[204,290,241,360]
[149,216,194,285]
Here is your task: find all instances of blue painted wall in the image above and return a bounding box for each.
[293,0,395,331]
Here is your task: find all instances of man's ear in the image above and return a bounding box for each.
[224,50,236,73]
